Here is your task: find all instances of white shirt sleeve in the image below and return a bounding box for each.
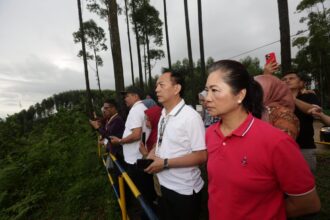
[186,112,206,151]
[126,104,145,130]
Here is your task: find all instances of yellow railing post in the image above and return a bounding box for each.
[119,175,127,220]
[97,141,158,220]
[97,136,101,158]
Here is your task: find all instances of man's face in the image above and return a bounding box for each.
[155,72,180,105]
[124,93,138,107]
[282,73,303,90]
[102,103,113,119]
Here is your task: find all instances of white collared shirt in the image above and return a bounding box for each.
[123,101,150,164]
[156,99,206,195]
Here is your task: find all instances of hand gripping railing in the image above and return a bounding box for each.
[98,141,159,220]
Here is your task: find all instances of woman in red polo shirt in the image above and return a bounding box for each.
[204,60,320,220]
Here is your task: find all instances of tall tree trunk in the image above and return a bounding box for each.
[163,0,171,68]
[183,0,195,105]
[144,42,147,85]
[93,47,102,94]
[146,33,152,88]
[124,0,135,86]
[197,0,206,84]
[277,0,291,73]
[132,0,144,89]
[106,0,125,97]
[77,0,93,117]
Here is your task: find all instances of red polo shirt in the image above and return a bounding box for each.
[206,113,315,220]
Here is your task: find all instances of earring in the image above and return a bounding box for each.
[238,100,242,104]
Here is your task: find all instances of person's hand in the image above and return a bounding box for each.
[301,89,316,95]
[308,105,322,119]
[139,142,148,157]
[110,136,121,145]
[98,139,105,145]
[89,119,100,129]
[144,156,165,174]
[263,61,279,75]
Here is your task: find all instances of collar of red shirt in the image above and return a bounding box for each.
[214,113,255,137]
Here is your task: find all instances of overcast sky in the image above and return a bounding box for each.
[0,0,308,119]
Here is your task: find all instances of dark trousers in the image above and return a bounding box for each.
[126,163,157,220]
[160,186,202,220]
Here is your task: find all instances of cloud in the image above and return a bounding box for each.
[0,0,309,118]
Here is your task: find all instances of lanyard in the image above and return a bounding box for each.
[105,113,118,131]
[157,103,185,148]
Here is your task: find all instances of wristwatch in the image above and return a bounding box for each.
[163,158,169,169]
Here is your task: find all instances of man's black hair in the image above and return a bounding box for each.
[104,99,118,110]
[282,70,311,82]
[161,67,185,97]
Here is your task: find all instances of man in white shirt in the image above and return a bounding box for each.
[111,86,155,219]
[145,69,207,220]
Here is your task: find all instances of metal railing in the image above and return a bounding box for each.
[98,141,158,220]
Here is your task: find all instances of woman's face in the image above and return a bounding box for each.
[205,70,245,117]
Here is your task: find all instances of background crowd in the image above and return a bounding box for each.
[89,58,330,220]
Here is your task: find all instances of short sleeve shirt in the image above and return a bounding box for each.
[123,101,150,164]
[155,99,206,195]
[206,114,315,220]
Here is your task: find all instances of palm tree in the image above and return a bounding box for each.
[277,0,291,73]
[76,0,93,117]
[124,0,135,86]
[163,0,171,68]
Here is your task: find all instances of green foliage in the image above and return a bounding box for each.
[293,0,330,107]
[0,96,120,219]
[130,0,164,80]
[239,56,263,76]
[73,19,108,60]
[73,19,108,91]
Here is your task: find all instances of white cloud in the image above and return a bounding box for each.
[0,0,307,118]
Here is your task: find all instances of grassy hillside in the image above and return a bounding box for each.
[0,108,120,219]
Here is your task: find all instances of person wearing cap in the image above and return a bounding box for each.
[145,68,207,220]
[110,86,155,219]
[282,71,320,173]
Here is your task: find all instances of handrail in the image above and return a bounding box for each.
[315,141,330,145]
[98,140,159,220]
[100,155,128,220]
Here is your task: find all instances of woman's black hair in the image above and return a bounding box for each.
[207,60,264,118]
